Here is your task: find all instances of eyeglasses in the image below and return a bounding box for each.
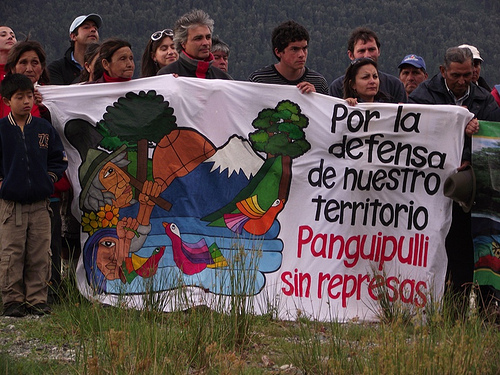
[151,29,174,41]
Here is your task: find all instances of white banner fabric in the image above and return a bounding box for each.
[41,75,472,321]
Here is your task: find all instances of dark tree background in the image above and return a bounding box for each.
[2,0,499,85]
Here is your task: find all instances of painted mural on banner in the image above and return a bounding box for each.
[472,121,500,294]
[41,75,472,321]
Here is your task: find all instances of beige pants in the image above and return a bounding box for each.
[0,199,51,306]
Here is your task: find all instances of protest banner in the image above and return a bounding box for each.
[41,75,472,321]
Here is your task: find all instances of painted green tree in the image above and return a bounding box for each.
[249,100,310,200]
[97,90,177,195]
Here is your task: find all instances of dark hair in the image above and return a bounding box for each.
[343,58,385,101]
[272,20,309,60]
[79,42,100,82]
[347,27,380,54]
[140,33,174,77]
[5,40,50,85]
[0,73,34,100]
[93,38,132,80]
[211,36,230,55]
[443,47,473,70]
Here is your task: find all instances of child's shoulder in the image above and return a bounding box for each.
[0,115,13,132]
[29,116,55,131]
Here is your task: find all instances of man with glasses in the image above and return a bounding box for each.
[328,27,406,103]
[48,14,102,84]
[157,9,231,79]
[248,20,328,95]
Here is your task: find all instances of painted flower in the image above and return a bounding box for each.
[82,211,99,235]
[97,204,120,228]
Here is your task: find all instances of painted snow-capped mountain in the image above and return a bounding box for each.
[204,135,264,179]
[156,135,264,218]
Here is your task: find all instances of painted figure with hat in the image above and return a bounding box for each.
[65,120,165,291]
[48,13,102,84]
[398,54,428,97]
[66,122,164,255]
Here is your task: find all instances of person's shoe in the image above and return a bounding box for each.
[2,302,27,317]
[27,303,52,316]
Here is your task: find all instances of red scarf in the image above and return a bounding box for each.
[182,51,214,79]
[103,72,132,83]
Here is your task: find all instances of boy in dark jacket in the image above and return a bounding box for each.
[0,74,67,317]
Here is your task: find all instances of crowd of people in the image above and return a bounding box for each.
[1,8,500,318]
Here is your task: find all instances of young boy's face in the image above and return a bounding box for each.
[2,89,34,118]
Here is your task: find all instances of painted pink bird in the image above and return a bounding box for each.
[119,246,165,284]
[223,197,285,235]
[163,222,227,275]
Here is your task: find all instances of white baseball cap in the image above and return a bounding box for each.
[458,44,483,62]
[69,14,102,34]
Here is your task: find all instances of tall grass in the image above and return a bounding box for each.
[1,260,500,374]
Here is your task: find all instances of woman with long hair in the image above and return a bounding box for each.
[141,29,178,77]
[0,26,16,81]
[343,57,389,105]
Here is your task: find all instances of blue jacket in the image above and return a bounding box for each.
[0,113,67,203]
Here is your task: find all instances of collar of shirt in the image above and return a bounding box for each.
[444,79,470,106]
[70,51,83,70]
[7,112,32,127]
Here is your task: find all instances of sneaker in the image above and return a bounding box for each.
[2,302,27,317]
[27,303,52,316]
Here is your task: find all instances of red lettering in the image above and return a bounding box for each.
[296,271,311,298]
[327,274,343,300]
[342,275,357,307]
[281,271,294,296]
[368,274,385,300]
[399,278,415,304]
[318,272,330,299]
[386,276,399,302]
[414,281,428,307]
[297,225,314,258]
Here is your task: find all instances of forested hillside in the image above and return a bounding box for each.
[2,0,500,85]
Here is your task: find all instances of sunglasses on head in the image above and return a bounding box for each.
[151,29,174,41]
[350,57,374,65]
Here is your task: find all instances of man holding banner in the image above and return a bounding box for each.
[157,9,231,80]
[410,46,500,315]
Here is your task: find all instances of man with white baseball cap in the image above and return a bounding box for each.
[48,14,102,84]
[458,44,491,91]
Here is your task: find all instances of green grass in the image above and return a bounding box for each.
[1,273,500,374]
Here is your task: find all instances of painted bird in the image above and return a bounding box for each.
[119,246,165,284]
[163,222,228,275]
[223,196,285,235]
